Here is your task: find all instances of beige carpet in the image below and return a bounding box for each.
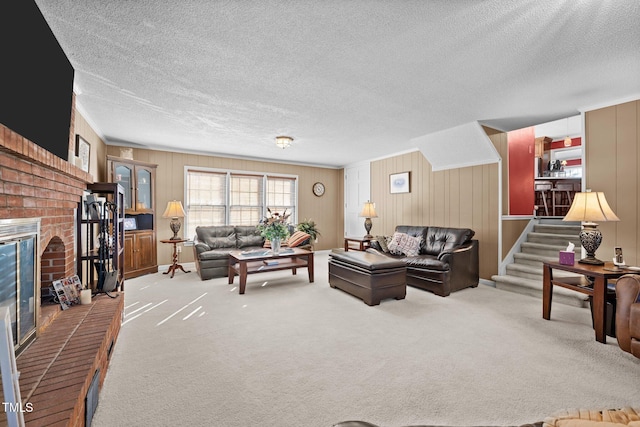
[92,251,639,427]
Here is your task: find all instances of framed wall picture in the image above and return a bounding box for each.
[390,172,410,194]
[75,134,90,172]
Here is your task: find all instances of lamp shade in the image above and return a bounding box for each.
[563,192,619,223]
[359,201,378,218]
[162,200,186,218]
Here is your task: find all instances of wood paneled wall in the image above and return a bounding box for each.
[585,99,640,265]
[74,112,108,181]
[369,144,501,280]
[105,147,344,265]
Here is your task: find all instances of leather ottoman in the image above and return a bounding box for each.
[329,250,406,306]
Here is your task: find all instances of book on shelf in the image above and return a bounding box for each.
[263,260,279,266]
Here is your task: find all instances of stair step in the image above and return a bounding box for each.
[513,252,556,267]
[527,231,581,246]
[506,263,581,281]
[491,274,589,308]
[533,224,582,234]
[521,241,578,257]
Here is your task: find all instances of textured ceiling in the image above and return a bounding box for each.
[35,0,640,168]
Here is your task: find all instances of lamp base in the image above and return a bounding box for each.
[169,218,182,240]
[578,223,603,266]
[363,217,373,240]
[578,256,605,266]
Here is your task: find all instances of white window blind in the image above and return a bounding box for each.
[266,176,296,221]
[186,170,227,238]
[229,174,263,226]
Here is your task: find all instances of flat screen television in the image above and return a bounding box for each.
[0,0,74,161]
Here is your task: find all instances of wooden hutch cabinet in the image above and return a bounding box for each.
[107,156,158,279]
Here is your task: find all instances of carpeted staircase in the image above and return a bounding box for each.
[492,219,589,307]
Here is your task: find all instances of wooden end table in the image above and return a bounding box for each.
[542,260,627,343]
[228,248,314,294]
[161,238,191,278]
[344,237,371,251]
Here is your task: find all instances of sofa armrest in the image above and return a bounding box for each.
[615,274,640,355]
[439,240,479,293]
[436,240,475,262]
[192,235,212,256]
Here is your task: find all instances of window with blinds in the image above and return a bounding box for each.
[185,168,297,239]
[266,176,296,219]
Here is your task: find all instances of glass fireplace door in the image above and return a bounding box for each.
[0,235,37,349]
[0,241,18,344]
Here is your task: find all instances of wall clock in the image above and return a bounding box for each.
[312,182,325,197]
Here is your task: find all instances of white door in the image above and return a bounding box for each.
[344,162,370,238]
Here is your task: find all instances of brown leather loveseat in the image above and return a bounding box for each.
[615,274,640,359]
[368,225,479,297]
[193,225,265,280]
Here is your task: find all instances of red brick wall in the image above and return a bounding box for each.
[0,122,93,281]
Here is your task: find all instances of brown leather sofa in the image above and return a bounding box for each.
[615,274,640,358]
[368,225,479,297]
[193,225,265,280]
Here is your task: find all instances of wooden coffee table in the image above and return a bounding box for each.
[228,248,314,294]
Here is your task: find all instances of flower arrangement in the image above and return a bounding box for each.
[257,208,291,241]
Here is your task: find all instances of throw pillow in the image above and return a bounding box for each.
[387,232,421,257]
[287,231,311,247]
[374,235,391,253]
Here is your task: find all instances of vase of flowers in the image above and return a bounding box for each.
[257,208,291,254]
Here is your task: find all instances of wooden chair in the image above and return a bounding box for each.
[551,182,574,216]
[534,181,552,216]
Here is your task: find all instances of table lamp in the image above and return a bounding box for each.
[359,201,378,239]
[562,192,619,265]
[162,200,186,240]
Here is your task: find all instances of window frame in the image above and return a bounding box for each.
[184,166,298,240]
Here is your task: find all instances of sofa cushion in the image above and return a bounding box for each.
[235,226,264,248]
[198,248,236,260]
[287,230,311,247]
[403,254,448,271]
[195,225,236,249]
[388,232,421,256]
[423,227,475,256]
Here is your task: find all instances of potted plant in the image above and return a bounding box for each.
[257,208,291,253]
[296,218,321,244]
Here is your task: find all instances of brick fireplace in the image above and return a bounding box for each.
[0,121,92,341]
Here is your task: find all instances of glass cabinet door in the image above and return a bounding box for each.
[115,165,133,210]
[136,168,152,210]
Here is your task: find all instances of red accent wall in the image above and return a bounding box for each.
[508,127,535,215]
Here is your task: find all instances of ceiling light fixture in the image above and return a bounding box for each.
[275,135,293,149]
